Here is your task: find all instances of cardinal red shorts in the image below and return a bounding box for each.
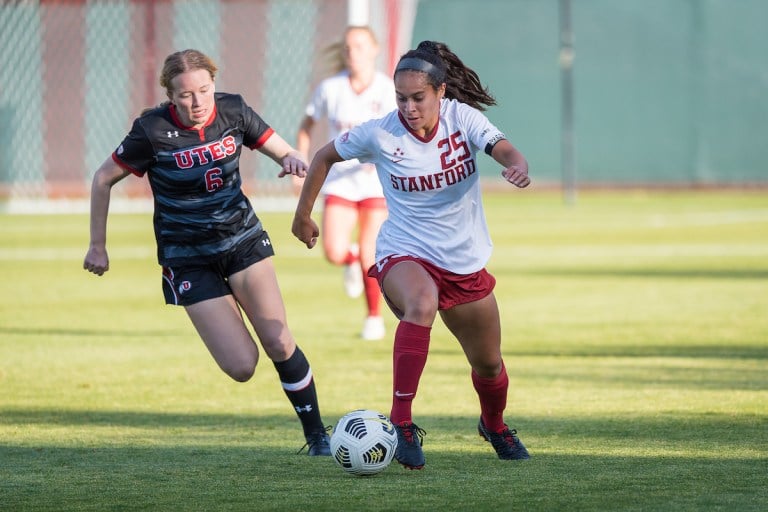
[367,255,496,316]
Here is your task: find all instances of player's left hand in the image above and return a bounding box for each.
[291,214,319,249]
[502,165,531,188]
[278,152,308,178]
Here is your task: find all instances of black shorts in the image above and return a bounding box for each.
[161,230,275,306]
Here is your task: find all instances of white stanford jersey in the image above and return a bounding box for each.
[305,70,395,200]
[335,98,507,274]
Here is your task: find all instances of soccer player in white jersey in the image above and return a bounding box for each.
[291,41,532,469]
[295,26,395,341]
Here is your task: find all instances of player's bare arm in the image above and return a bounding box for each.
[258,132,309,178]
[83,158,131,276]
[491,139,530,188]
[289,115,318,193]
[296,115,316,163]
[292,142,344,249]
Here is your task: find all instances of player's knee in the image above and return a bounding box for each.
[227,365,256,382]
[324,251,347,266]
[472,360,504,379]
[262,338,295,363]
[222,358,257,382]
[402,291,438,325]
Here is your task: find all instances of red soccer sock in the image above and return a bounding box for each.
[389,321,431,424]
[363,274,381,316]
[343,248,359,265]
[472,362,509,433]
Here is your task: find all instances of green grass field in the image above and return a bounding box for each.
[1,190,766,511]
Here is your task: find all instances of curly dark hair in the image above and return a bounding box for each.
[395,40,496,111]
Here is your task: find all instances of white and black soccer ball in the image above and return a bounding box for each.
[330,409,398,476]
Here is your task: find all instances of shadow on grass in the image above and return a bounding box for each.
[0,408,763,446]
[1,412,765,512]
[0,408,261,428]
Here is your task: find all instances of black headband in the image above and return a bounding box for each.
[395,57,445,82]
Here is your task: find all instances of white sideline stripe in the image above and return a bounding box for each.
[493,244,768,259]
[1,198,153,214]
[1,196,299,214]
[0,247,154,261]
[3,243,766,262]
[648,209,768,227]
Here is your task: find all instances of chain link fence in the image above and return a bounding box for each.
[0,0,348,203]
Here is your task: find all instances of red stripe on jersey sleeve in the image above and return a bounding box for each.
[111,152,144,177]
[248,127,274,150]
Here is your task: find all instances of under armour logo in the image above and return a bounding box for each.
[295,404,313,413]
[167,131,179,138]
[262,238,271,246]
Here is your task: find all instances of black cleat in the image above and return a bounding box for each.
[478,418,530,460]
[394,421,426,469]
[299,426,332,456]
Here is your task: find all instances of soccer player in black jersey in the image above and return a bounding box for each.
[83,49,330,455]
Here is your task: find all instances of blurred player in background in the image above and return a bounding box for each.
[295,26,395,341]
[83,49,331,456]
[292,41,532,469]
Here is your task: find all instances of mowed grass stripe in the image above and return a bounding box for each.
[0,190,766,511]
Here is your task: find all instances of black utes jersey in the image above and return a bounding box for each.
[112,93,274,266]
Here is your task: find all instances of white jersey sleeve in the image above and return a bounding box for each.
[335,99,506,274]
[305,71,396,201]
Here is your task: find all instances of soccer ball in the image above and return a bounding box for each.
[330,409,398,476]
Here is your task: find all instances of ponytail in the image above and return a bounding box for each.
[394,40,496,111]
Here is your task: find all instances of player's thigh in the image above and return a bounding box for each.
[227,258,295,360]
[440,293,503,377]
[381,261,439,325]
[322,199,359,262]
[357,204,387,267]
[185,294,258,380]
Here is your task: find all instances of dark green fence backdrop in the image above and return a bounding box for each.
[413,0,767,185]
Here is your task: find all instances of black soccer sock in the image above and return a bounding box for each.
[273,346,324,437]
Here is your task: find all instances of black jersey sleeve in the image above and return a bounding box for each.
[112,117,156,176]
[232,95,273,150]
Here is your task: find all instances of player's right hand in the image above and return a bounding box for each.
[83,246,109,276]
